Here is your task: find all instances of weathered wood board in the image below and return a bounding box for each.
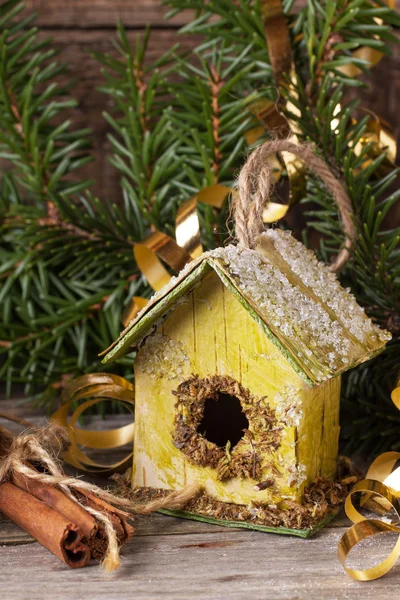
[2,511,400,600]
[25,0,192,27]
[24,1,313,28]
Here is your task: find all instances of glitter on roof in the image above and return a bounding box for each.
[102,230,390,385]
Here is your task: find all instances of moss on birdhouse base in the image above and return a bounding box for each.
[120,470,356,537]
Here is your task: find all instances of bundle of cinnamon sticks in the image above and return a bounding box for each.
[0,424,134,569]
[0,419,199,570]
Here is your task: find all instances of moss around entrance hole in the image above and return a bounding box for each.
[172,375,281,481]
[197,392,249,448]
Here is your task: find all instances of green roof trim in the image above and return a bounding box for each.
[101,258,212,363]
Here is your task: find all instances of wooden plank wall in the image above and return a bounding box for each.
[24,1,400,202]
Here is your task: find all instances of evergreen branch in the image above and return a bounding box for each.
[0,4,139,398]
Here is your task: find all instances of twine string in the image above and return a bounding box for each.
[234,139,357,272]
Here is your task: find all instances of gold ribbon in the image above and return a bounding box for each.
[245,3,304,221]
[134,231,190,292]
[254,0,398,226]
[338,377,400,581]
[338,0,396,79]
[51,373,135,474]
[175,185,230,258]
[122,185,230,326]
[353,109,397,169]
[261,0,293,84]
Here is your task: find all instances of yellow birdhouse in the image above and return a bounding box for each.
[102,228,390,536]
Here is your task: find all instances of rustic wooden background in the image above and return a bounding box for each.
[24,0,400,202]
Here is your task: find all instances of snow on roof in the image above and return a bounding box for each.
[101,230,390,385]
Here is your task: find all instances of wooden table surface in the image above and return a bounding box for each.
[1,400,399,600]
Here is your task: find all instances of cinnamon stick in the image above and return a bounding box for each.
[0,482,91,568]
[0,425,134,568]
[12,470,97,538]
[2,467,135,563]
[76,487,134,560]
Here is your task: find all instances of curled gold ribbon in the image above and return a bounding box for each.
[175,185,230,258]
[392,379,400,410]
[134,231,191,292]
[261,0,292,84]
[121,296,149,328]
[339,518,400,581]
[353,109,397,169]
[250,2,305,219]
[122,185,230,326]
[338,0,396,79]
[51,373,135,474]
[338,377,400,581]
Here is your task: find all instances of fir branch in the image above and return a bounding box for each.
[96,24,183,236]
[0,4,138,398]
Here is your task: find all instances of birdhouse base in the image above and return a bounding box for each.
[130,477,350,537]
[158,507,340,538]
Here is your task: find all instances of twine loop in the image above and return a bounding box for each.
[234,140,357,272]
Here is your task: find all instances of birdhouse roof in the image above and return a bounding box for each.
[101,230,390,385]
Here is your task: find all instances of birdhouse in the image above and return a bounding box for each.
[102,229,390,536]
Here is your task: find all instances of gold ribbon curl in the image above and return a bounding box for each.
[122,185,230,326]
[338,377,400,581]
[247,2,305,223]
[338,0,396,79]
[51,373,135,474]
[353,109,397,171]
[261,0,293,84]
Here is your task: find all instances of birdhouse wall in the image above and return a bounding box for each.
[132,271,340,506]
[296,377,341,483]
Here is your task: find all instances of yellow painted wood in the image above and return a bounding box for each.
[321,377,341,478]
[297,377,341,487]
[133,272,341,507]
